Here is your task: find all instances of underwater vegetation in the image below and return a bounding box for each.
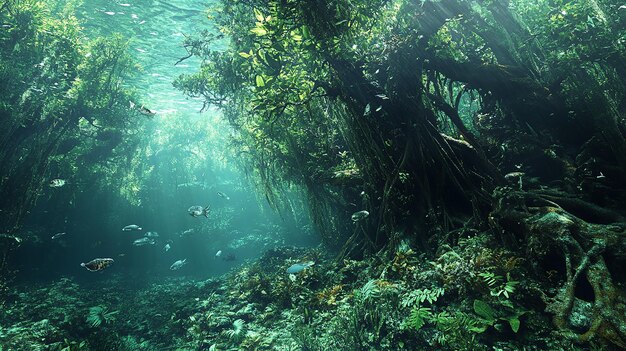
[1,243,621,350]
[1,0,625,350]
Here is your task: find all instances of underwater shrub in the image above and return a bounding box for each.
[222,319,246,344]
[86,305,119,328]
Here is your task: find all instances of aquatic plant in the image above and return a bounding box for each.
[86,305,118,328]
[400,288,445,308]
[472,299,524,334]
[222,319,246,343]
[291,325,324,351]
[59,339,87,351]
[404,305,432,331]
[314,284,344,307]
[478,272,519,299]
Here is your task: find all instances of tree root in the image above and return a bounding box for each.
[490,187,626,348]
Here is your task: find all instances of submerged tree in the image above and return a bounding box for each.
[177,0,626,347]
[0,0,153,306]
[0,0,148,232]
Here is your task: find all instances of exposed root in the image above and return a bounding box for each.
[490,187,626,348]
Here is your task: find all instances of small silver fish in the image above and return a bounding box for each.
[49,179,66,188]
[122,224,142,231]
[286,261,315,274]
[504,172,525,179]
[351,210,369,222]
[144,231,159,238]
[164,243,171,252]
[217,191,230,200]
[179,229,195,237]
[188,205,210,218]
[215,250,222,258]
[138,105,156,116]
[51,232,67,240]
[133,237,155,246]
[170,259,187,270]
[81,258,114,272]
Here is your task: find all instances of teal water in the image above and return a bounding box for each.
[78,0,214,115]
[6,0,316,282]
[4,0,624,350]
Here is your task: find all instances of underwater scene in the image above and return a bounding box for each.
[1,0,625,350]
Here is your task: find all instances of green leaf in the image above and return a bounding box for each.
[238,51,252,58]
[473,300,495,321]
[302,25,311,39]
[291,32,303,42]
[405,306,431,331]
[469,325,488,333]
[264,53,281,75]
[250,27,267,36]
[255,75,265,87]
[253,8,264,22]
[508,317,520,333]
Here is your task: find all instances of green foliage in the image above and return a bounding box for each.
[404,305,431,331]
[223,319,246,343]
[86,305,119,328]
[356,279,381,302]
[401,287,445,308]
[472,299,524,334]
[473,299,495,321]
[0,0,144,229]
[60,339,87,351]
[292,325,324,351]
[401,288,445,333]
[478,272,519,299]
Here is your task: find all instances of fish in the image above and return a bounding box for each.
[138,105,156,117]
[188,205,210,218]
[49,179,66,188]
[51,232,67,240]
[351,210,369,222]
[217,191,230,200]
[215,250,222,258]
[286,261,315,274]
[81,258,114,272]
[144,231,159,238]
[164,243,171,252]
[133,237,155,246]
[504,171,525,179]
[170,259,187,270]
[129,101,156,116]
[122,224,142,231]
[179,228,195,237]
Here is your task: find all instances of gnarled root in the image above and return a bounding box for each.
[490,187,626,348]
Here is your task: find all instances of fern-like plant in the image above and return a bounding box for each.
[223,319,246,343]
[358,279,381,302]
[86,305,118,328]
[472,299,523,333]
[404,305,432,331]
[478,272,518,298]
[401,287,445,308]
